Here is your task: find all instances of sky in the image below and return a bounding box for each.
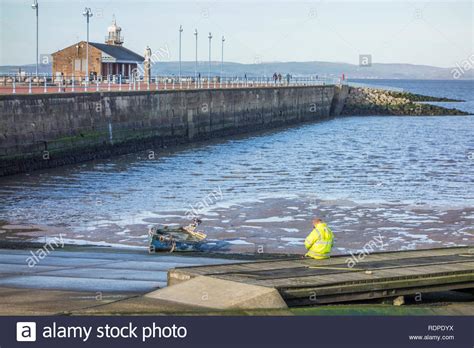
[0,0,472,67]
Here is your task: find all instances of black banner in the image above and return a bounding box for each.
[2,316,473,347]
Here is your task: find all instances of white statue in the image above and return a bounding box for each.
[144,46,152,61]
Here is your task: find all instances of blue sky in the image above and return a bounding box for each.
[0,0,472,67]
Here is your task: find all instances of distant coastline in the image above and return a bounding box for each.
[1,61,473,80]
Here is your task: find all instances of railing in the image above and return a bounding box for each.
[0,74,342,95]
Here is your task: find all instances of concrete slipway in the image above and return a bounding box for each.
[0,246,473,315]
[0,247,244,292]
[0,246,252,315]
[166,247,474,307]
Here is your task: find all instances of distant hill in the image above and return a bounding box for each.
[1,61,472,80]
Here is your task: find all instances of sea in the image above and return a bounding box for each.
[0,79,473,254]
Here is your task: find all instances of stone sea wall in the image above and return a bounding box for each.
[0,84,469,176]
[0,86,336,176]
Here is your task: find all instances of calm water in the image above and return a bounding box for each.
[0,79,473,252]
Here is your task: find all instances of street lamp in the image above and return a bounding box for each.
[208,32,212,82]
[31,0,39,77]
[83,7,93,83]
[221,36,225,79]
[194,29,198,82]
[179,25,183,81]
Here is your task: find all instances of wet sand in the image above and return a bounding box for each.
[2,195,472,254]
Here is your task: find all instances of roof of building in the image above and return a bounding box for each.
[89,42,144,62]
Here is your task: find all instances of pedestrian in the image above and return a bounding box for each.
[60,72,66,92]
[278,73,282,84]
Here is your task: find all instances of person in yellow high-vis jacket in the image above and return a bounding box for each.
[304,218,334,259]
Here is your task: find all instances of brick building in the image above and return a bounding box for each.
[52,17,144,80]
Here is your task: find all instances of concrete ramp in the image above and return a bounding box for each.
[168,247,474,306]
[145,276,288,310]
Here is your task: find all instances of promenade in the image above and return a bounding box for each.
[0,76,336,95]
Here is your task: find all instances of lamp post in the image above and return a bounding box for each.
[221,36,225,79]
[208,32,212,82]
[194,29,198,81]
[31,0,39,77]
[179,25,183,81]
[83,7,93,84]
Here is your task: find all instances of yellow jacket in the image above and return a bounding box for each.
[304,222,334,259]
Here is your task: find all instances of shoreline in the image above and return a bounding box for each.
[2,195,472,255]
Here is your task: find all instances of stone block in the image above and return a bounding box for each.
[145,275,288,310]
